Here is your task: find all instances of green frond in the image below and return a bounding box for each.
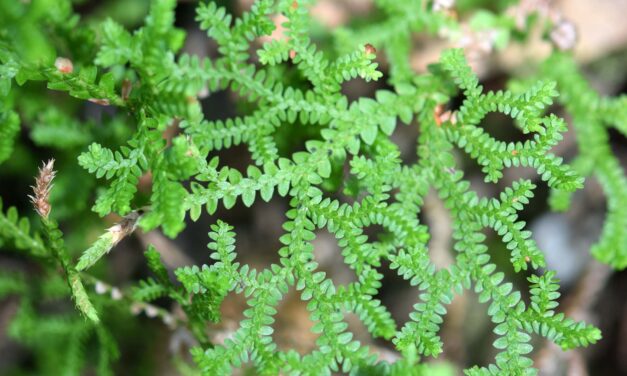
[30,108,92,149]
[76,232,115,272]
[140,171,188,237]
[95,18,136,67]
[78,142,146,216]
[540,53,627,269]
[44,67,124,106]
[0,109,19,164]
[144,244,172,286]
[68,272,100,323]
[41,217,100,323]
[0,198,47,257]
[132,278,169,302]
[440,48,482,97]
[439,50,583,191]
[0,270,27,297]
[258,40,292,66]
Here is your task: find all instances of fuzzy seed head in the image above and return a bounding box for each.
[29,159,56,219]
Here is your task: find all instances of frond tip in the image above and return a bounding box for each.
[28,159,56,219]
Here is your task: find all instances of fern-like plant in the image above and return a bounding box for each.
[1,0,624,375]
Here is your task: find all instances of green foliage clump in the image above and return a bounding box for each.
[538,54,627,269]
[0,0,624,375]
